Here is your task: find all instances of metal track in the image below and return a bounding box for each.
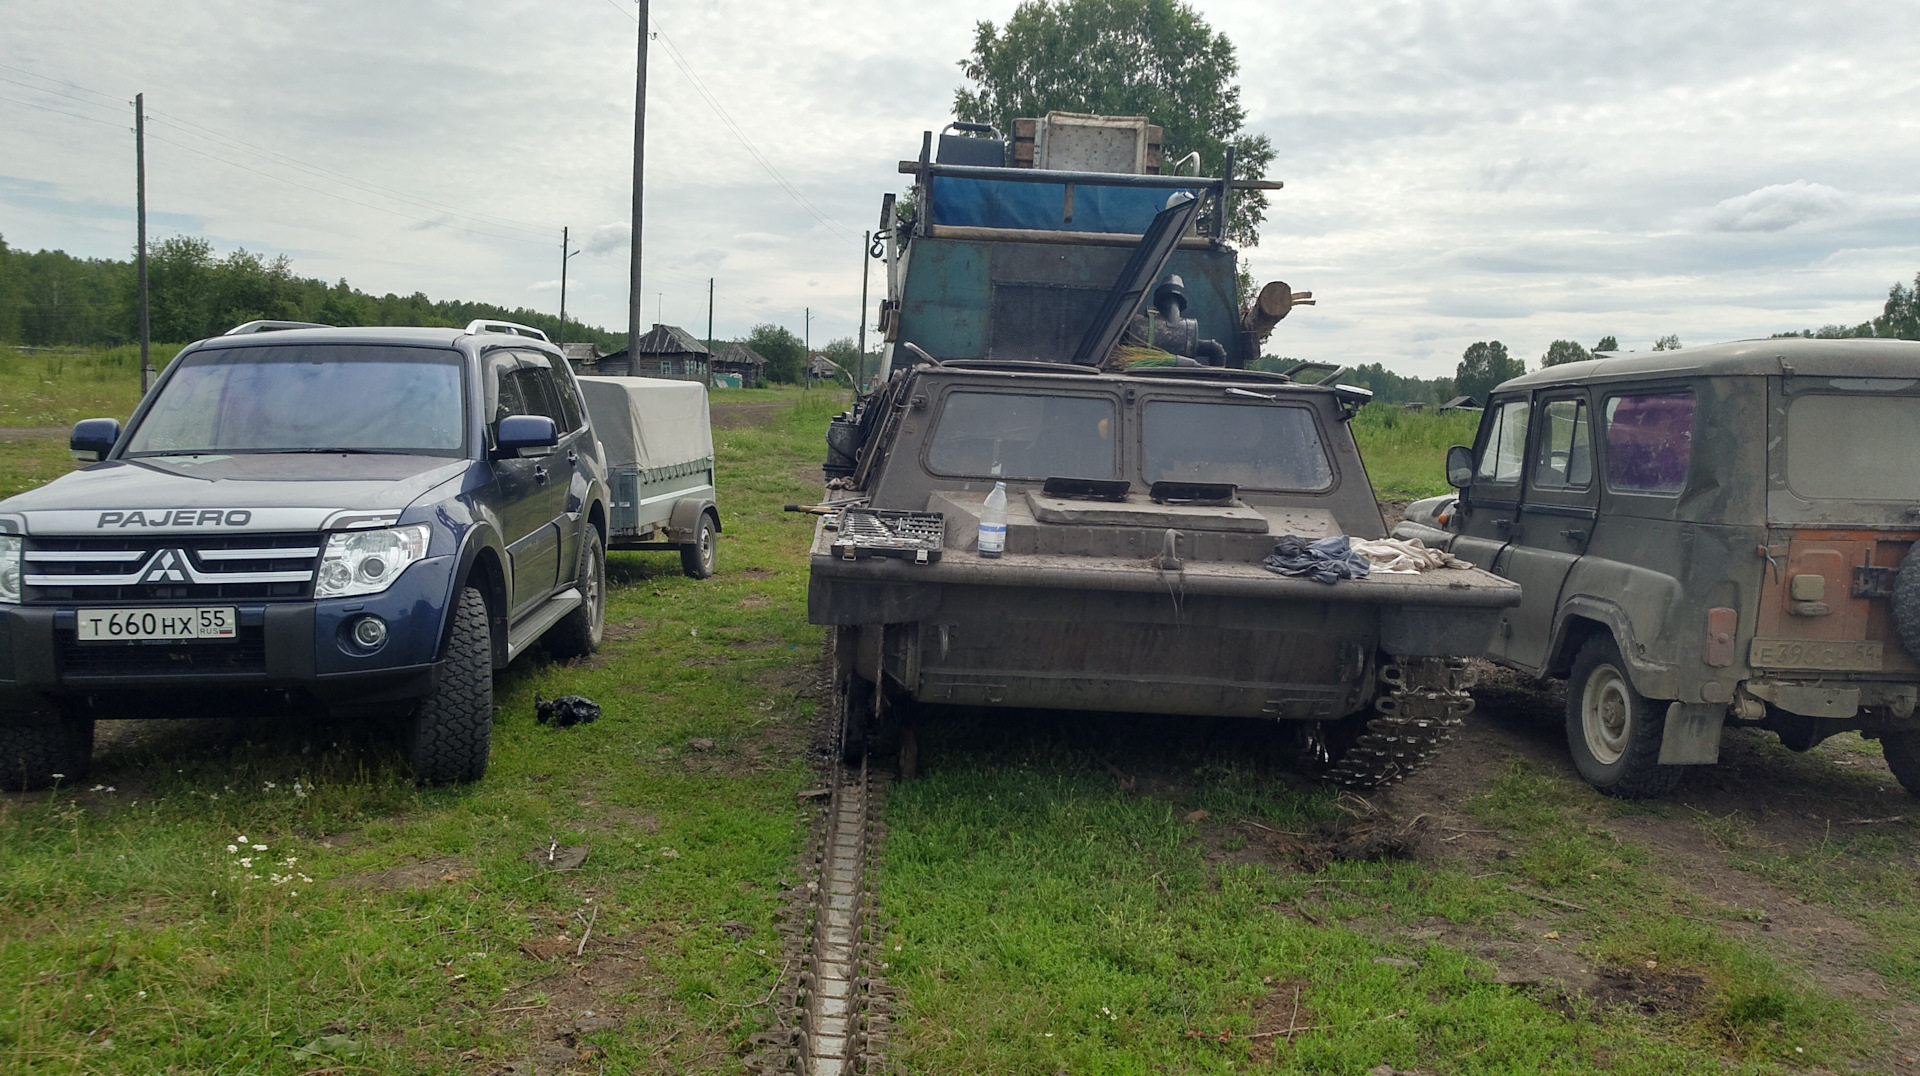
[1323,657,1476,788]
[748,680,896,1075]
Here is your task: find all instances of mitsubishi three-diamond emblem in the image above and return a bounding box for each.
[142,549,188,584]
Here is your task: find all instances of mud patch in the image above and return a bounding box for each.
[1586,964,1707,1017]
[709,401,784,430]
[738,567,776,580]
[1377,499,1412,528]
[1244,980,1315,1064]
[737,594,772,609]
[337,855,471,891]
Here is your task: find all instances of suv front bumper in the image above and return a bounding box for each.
[0,555,456,706]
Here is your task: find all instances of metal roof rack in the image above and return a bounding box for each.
[464,319,550,343]
[224,320,332,335]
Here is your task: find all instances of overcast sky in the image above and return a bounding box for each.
[5,0,1917,377]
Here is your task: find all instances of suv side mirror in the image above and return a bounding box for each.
[71,418,121,462]
[495,414,558,458]
[1445,444,1474,489]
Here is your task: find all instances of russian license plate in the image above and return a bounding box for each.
[76,607,237,642]
[1749,637,1882,672]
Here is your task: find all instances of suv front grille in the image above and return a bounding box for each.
[58,626,269,678]
[24,534,320,603]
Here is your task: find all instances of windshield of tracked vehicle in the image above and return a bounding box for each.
[1787,391,1920,501]
[925,391,1117,480]
[1143,401,1333,491]
[125,345,467,457]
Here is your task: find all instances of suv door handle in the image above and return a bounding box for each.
[534,465,550,484]
[566,448,578,464]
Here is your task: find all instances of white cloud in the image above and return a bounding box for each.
[1707,181,1849,233]
[526,279,560,293]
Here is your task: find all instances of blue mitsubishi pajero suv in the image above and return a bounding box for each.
[0,320,624,788]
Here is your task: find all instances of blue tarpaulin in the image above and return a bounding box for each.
[931,177,1202,234]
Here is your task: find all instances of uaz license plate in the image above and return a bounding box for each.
[76,607,238,642]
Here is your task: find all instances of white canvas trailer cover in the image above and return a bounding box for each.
[578,375,714,472]
[578,376,717,553]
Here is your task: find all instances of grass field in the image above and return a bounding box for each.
[1349,405,1480,500]
[4,356,1919,1073]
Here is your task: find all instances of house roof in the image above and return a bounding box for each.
[1440,395,1480,409]
[631,323,710,356]
[562,342,600,363]
[711,341,768,368]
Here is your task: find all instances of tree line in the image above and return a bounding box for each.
[0,232,626,354]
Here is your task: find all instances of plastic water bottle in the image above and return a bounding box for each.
[978,481,1008,558]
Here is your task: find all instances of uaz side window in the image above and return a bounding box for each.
[1604,391,1695,495]
[1475,399,1529,484]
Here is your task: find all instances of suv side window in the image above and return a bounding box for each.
[1531,397,1592,489]
[1604,390,1695,495]
[509,358,566,430]
[521,350,585,432]
[486,351,529,430]
[1475,398,1530,485]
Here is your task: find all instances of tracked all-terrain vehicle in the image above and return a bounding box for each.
[804,115,1520,786]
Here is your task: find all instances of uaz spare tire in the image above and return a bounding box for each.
[1894,544,1920,661]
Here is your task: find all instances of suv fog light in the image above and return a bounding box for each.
[351,615,388,650]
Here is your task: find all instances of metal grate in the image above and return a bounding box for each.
[829,508,945,563]
[58,626,268,679]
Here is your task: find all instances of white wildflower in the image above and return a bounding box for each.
[227,845,238,854]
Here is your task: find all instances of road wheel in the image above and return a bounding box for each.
[680,511,717,579]
[546,528,605,659]
[1566,635,1682,797]
[1880,731,1920,797]
[409,585,493,785]
[1895,544,1920,660]
[0,709,93,791]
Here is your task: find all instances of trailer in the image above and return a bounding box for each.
[577,375,721,578]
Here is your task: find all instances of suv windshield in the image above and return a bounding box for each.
[125,344,467,457]
[1787,392,1920,501]
[1143,400,1332,491]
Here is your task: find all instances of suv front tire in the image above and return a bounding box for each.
[409,585,494,784]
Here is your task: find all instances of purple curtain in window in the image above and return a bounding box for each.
[1605,392,1695,494]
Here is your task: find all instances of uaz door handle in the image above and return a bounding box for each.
[534,466,550,484]
[1560,528,1588,542]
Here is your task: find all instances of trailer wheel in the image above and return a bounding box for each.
[409,586,494,784]
[680,510,717,579]
[1881,731,1920,797]
[1566,635,1682,798]
[0,709,93,792]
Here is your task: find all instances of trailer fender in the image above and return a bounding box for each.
[667,497,719,543]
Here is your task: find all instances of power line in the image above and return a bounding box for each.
[597,0,856,246]
[0,93,127,129]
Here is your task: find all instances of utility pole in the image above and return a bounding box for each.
[706,277,713,348]
[627,0,649,360]
[804,307,811,389]
[858,230,871,392]
[136,92,152,393]
[559,226,579,346]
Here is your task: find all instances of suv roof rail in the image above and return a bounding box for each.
[464,319,550,343]
[224,320,333,335]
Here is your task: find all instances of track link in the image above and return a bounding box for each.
[1324,657,1476,788]
[748,681,896,1074]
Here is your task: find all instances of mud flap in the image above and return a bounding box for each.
[1658,702,1724,764]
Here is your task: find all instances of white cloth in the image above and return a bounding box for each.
[1350,537,1472,574]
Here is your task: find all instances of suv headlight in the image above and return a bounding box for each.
[315,524,430,599]
[0,535,19,604]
